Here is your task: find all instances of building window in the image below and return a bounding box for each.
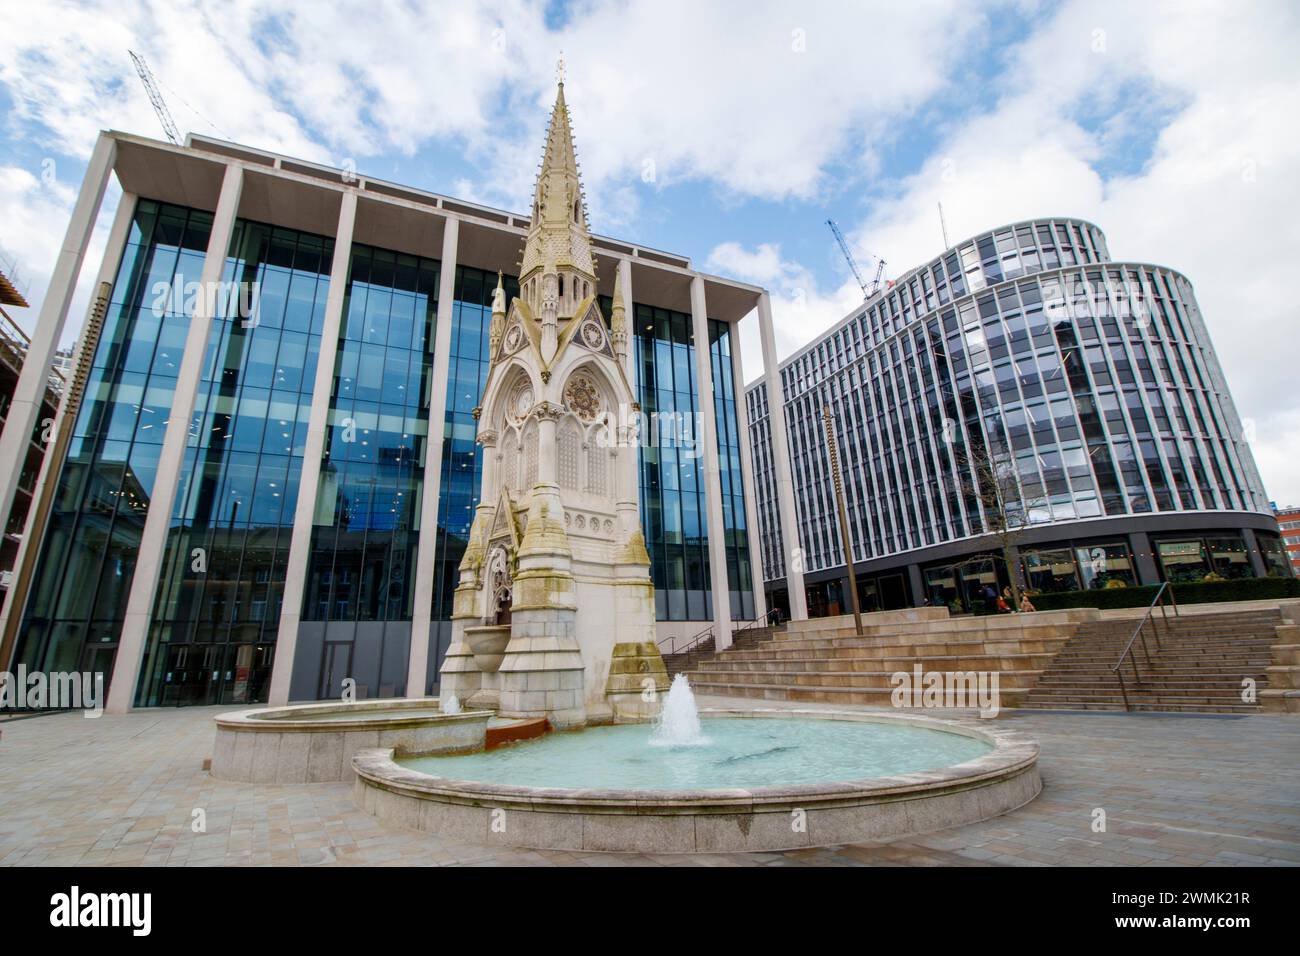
[1021,547,1080,593]
[1073,541,1137,589]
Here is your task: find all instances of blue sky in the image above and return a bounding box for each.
[2,0,1299,502]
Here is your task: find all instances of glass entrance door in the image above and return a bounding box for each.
[318,642,353,701]
[160,644,223,706]
[78,643,116,705]
[223,643,273,705]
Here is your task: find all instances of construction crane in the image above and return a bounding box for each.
[129,51,181,145]
[826,218,886,299]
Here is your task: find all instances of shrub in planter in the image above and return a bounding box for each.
[1031,575,1300,610]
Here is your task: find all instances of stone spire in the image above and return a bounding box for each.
[610,264,627,362]
[488,270,506,360]
[519,73,597,362]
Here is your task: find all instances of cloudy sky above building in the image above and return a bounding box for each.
[1,0,1298,502]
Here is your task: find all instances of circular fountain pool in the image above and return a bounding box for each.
[399,717,992,791]
[352,709,1041,853]
[210,698,492,784]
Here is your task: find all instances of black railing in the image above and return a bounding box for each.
[658,608,785,658]
[1112,581,1179,711]
[658,623,714,658]
[731,607,784,639]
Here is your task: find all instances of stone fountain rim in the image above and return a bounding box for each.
[214,697,494,733]
[352,707,1039,811]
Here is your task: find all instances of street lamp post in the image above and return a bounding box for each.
[822,405,863,636]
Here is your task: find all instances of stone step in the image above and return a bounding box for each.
[694,653,1055,673]
[717,638,1068,659]
[684,668,1044,690]
[1047,656,1273,668]
[1017,701,1260,713]
[1023,691,1254,703]
[688,681,1029,708]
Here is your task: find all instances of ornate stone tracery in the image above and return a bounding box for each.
[563,373,602,422]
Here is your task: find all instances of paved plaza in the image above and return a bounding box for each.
[1,698,1297,867]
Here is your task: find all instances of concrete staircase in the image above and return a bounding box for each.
[684,607,1091,710]
[1019,609,1280,713]
[661,637,715,679]
[661,623,789,678]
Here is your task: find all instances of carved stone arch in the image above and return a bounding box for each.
[490,361,540,434]
[484,545,513,625]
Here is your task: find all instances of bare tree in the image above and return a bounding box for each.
[954,439,1049,612]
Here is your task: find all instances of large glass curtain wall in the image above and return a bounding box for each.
[708,319,754,620]
[14,200,212,686]
[137,219,334,706]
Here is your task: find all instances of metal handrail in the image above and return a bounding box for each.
[657,607,785,659]
[1111,582,1180,711]
[733,606,784,637]
[658,623,714,657]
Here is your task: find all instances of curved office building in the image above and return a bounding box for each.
[747,218,1288,617]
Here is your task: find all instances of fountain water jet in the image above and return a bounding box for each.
[442,694,462,715]
[649,674,707,747]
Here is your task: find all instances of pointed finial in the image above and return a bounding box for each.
[556,51,565,86]
[491,270,506,315]
[610,263,627,346]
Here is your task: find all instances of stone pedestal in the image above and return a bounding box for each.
[497,483,587,729]
[438,628,482,707]
[604,641,670,721]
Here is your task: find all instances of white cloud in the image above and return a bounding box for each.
[706,240,862,386]
[0,0,987,334]
[2,0,1297,505]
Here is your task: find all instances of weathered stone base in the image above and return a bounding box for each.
[604,641,670,721]
[498,607,587,728]
[438,635,482,706]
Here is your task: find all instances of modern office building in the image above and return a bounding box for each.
[748,218,1288,618]
[0,113,792,710]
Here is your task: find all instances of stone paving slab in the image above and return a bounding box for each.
[0,697,1297,866]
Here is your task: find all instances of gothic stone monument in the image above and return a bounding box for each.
[438,77,668,728]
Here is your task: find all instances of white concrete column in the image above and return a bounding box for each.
[757,292,807,620]
[266,190,357,706]
[0,192,137,664]
[689,276,733,650]
[105,163,244,713]
[0,134,117,539]
[407,217,459,697]
[730,320,767,623]
[614,257,641,539]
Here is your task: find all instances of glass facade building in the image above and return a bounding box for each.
[748,219,1285,617]
[1,132,767,708]
[14,200,213,686]
[425,267,520,652]
[631,307,754,622]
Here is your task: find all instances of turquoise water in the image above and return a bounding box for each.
[399,717,991,791]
